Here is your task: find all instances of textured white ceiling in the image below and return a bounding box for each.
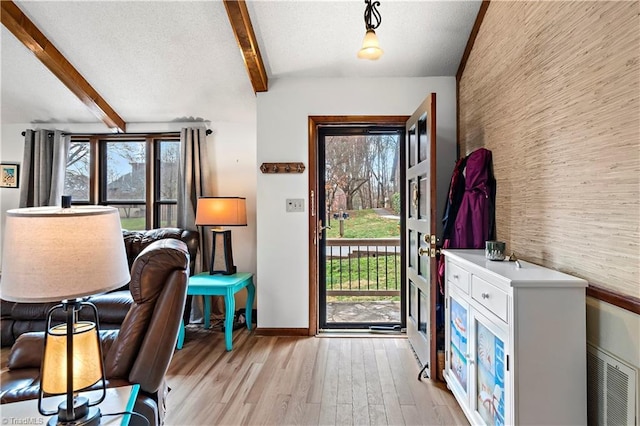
[248,0,482,78]
[1,0,481,128]
[1,26,98,124]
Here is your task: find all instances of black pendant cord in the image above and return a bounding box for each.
[363,0,382,30]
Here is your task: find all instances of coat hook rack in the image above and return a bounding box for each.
[260,162,305,174]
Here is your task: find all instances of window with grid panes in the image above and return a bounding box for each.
[63,135,181,230]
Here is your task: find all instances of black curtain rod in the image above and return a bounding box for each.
[21,129,213,137]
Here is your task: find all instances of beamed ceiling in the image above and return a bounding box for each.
[1,0,483,132]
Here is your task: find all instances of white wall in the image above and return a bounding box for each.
[586,297,640,419]
[586,297,640,368]
[256,77,457,329]
[0,121,258,293]
[0,123,30,263]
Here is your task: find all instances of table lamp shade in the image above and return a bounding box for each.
[41,322,102,394]
[0,206,130,303]
[195,197,246,275]
[195,197,247,227]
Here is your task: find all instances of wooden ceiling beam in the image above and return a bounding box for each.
[1,1,126,132]
[223,0,268,93]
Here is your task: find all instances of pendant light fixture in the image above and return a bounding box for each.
[358,0,383,60]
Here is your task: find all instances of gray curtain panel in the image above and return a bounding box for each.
[177,127,214,323]
[19,129,70,207]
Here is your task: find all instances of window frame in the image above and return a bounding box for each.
[68,133,181,230]
[154,139,182,228]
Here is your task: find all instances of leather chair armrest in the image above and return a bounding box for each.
[7,332,45,369]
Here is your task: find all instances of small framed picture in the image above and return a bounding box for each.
[0,163,20,188]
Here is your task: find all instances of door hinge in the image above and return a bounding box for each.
[310,190,315,216]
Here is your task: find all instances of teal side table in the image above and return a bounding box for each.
[177,272,255,351]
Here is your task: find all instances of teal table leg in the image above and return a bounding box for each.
[245,281,255,331]
[203,295,211,329]
[224,289,235,351]
[176,319,185,350]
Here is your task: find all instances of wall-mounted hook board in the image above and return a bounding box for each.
[260,162,305,174]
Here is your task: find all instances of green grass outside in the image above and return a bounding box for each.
[326,255,400,291]
[120,217,145,230]
[120,219,176,230]
[326,254,401,302]
[326,209,399,238]
[325,209,401,303]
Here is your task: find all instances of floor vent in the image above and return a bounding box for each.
[587,343,637,425]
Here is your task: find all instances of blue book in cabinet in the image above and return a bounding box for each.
[476,321,505,426]
[449,298,468,392]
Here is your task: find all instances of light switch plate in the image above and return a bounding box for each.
[286,199,305,212]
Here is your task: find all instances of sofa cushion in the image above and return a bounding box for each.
[123,228,198,276]
[5,301,59,321]
[83,291,133,323]
[5,292,132,325]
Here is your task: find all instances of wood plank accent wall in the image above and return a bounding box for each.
[458,2,639,297]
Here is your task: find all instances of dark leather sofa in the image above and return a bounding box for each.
[1,228,199,347]
[1,236,192,426]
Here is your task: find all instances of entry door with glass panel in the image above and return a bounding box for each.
[405,94,438,376]
[318,126,405,330]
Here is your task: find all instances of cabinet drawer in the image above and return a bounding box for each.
[471,275,508,322]
[447,262,470,293]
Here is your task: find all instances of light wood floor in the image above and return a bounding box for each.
[165,326,468,426]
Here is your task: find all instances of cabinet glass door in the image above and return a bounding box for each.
[448,292,469,396]
[473,315,506,426]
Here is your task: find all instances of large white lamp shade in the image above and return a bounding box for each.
[0,206,130,303]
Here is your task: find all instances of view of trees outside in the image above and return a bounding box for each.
[65,141,90,201]
[63,139,180,229]
[106,141,146,201]
[157,141,180,227]
[325,134,400,216]
[323,133,402,323]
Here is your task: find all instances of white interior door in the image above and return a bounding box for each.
[405,94,438,377]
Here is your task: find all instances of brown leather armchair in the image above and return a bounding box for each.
[1,228,199,346]
[0,238,190,426]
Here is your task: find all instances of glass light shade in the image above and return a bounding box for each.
[41,322,102,394]
[195,197,247,227]
[358,29,383,60]
[0,206,130,303]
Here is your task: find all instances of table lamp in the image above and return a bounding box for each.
[0,203,130,426]
[195,197,247,275]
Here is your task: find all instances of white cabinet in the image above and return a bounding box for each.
[442,249,588,425]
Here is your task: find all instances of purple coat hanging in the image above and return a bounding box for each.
[450,148,496,249]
